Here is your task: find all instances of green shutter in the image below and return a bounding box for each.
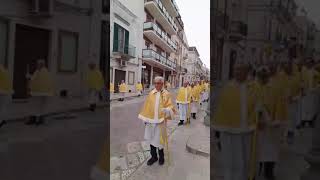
[113,23,119,52]
[124,30,129,54]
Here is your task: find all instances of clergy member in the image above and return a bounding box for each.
[26,59,54,125]
[85,62,104,112]
[119,80,127,101]
[190,82,200,119]
[138,76,175,166]
[176,82,191,126]
[213,61,256,180]
[136,81,143,96]
[0,64,13,128]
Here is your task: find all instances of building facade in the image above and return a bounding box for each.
[110,0,143,93]
[213,0,318,82]
[186,46,208,82]
[141,0,180,89]
[0,0,108,99]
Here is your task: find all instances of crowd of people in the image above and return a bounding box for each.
[213,58,320,180]
[138,77,210,166]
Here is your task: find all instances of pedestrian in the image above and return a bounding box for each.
[283,62,301,144]
[176,82,191,126]
[136,81,143,96]
[0,63,13,128]
[25,59,54,125]
[213,61,256,180]
[254,67,279,180]
[138,76,176,166]
[301,59,317,128]
[85,62,104,111]
[118,80,127,101]
[110,82,114,94]
[190,83,200,119]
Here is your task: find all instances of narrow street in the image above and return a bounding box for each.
[0,107,108,180]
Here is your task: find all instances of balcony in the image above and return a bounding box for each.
[143,22,176,53]
[229,21,247,42]
[142,49,176,70]
[112,40,136,59]
[162,0,179,18]
[145,0,178,35]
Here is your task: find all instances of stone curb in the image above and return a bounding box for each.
[186,136,210,158]
[2,93,148,125]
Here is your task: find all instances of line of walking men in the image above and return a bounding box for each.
[0,60,107,126]
[176,80,210,126]
[213,58,320,180]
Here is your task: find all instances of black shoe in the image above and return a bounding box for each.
[0,120,6,128]
[158,148,165,165]
[178,120,184,126]
[147,145,158,166]
[25,116,37,125]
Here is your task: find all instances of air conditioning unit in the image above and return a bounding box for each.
[120,60,127,67]
[29,0,53,17]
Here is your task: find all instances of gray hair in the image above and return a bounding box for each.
[154,76,164,83]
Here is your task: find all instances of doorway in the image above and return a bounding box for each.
[114,69,126,93]
[13,24,50,99]
[229,50,237,80]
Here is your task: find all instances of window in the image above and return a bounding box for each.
[0,19,8,66]
[128,71,135,85]
[58,30,78,72]
[113,23,129,54]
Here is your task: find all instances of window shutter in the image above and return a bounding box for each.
[113,23,119,52]
[124,30,129,54]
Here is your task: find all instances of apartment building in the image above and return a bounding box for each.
[185,46,206,82]
[212,0,248,81]
[141,0,180,89]
[110,0,144,92]
[0,0,107,99]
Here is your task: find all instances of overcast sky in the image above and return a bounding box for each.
[175,0,210,69]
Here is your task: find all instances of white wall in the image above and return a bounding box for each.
[1,0,98,97]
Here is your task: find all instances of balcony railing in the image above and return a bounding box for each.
[143,22,177,51]
[113,40,136,58]
[145,0,178,32]
[172,0,179,12]
[142,49,176,69]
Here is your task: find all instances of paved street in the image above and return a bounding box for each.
[0,108,108,180]
[110,90,210,180]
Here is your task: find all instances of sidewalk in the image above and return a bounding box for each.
[122,105,210,180]
[211,127,313,180]
[2,91,149,123]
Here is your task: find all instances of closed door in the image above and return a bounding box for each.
[13,24,50,99]
[114,69,126,93]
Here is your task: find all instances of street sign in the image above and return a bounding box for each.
[142,66,146,69]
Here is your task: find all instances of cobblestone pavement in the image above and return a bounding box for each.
[211,127,313,180]
[125,104,210,180]
[0,108,108,180]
